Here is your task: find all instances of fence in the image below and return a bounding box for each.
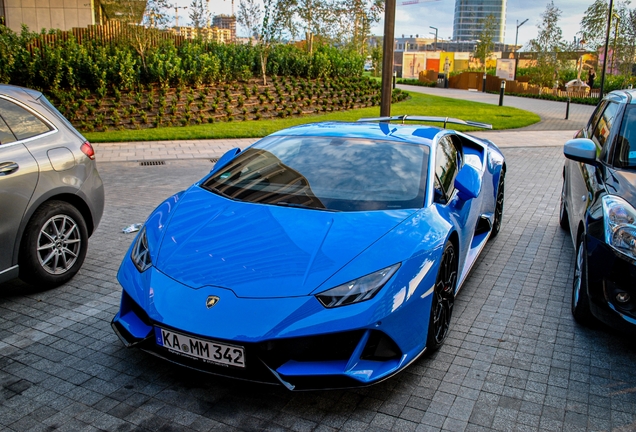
[26,21,186,53]
[447,72,600,100]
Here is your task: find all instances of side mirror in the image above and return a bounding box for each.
[564,138,597,165]
[454,164,481,200]
[211,147,241,174]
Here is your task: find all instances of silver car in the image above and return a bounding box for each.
[0,84,104,288]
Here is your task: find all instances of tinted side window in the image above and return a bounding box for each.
[0,98,51,141]
[435,136,459,202]
[587,100,608,137]
[0,115,16,145]
[591,101,620,150]
[614,105,636,168]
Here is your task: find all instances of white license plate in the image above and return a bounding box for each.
[155,327,245,368]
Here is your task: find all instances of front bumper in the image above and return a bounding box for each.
[112,260,430,390]
[586,234,636,334]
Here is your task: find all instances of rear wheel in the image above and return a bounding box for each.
[426,241,457,351]
[19,201,88,288]
[572,233,594,325]
[490,172,505,239]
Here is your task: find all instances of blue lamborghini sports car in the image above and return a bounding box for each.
[112,117,506,390]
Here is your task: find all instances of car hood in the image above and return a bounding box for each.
[606,168,636,208]
[154,186,416,298]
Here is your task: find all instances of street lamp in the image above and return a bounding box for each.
[430,26,438,51]
[513,18,528,80]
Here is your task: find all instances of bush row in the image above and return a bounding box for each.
[0,26,364,94]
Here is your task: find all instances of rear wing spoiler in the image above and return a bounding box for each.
[357,115,493,130]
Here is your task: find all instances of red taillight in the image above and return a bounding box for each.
[80,141,95,160]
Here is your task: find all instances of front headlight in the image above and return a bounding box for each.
[603,195,636,260]
[315,264,401,308]
[131,226,152,272]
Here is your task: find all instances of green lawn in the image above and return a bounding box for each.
[84,91,539,143]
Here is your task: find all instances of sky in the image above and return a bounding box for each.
[194,0,589,49]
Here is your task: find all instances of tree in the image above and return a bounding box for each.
[188,0,210,33]
[581,0,636,78]
[142,0,174,28]
[528,1,566,87]
[259,0,288,84]
[237,0,262,39]
[334,0,384,55]
[473,14,497,72]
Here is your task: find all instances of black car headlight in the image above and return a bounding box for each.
[131,226,152,272]
[316,264,401,308]
[603,195,636,261]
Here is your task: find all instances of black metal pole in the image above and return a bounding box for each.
[565,97,570,119]
[482,73,487,92]
[380,0,397,117]
[599,0,614,100]
[499,81,505,106]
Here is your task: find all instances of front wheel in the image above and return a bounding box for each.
[426,241,457,351]
[19,201,88,288]
[489,172,505,240]
[572,233,594,326]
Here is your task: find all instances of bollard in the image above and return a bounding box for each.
[393,72,396,89]
[498,80,505,106]
[565,97,570,119]
[482,73,487,92]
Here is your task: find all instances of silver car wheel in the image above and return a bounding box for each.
[37,214,82,275]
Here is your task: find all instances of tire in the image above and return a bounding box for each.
[426,241,457,351]
[489,172,505,240]
[572,233,594,326]
[559,177,570,230]
[19,201,88,288]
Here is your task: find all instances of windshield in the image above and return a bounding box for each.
[615,105,636,170]
[202,135,429,211]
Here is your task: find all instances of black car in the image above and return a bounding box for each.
[560,89,636,333]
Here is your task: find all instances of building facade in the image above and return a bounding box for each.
[452,0,506,43]
[0,0,146,33]
[212,14,236,42]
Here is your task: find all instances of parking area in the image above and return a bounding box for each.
[1,142,635,432]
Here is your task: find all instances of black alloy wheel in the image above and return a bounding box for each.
[490,172,505,239]
[572,233,594,325]
[427,241,457,351]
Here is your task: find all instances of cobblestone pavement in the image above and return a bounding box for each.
[2,145,635,431]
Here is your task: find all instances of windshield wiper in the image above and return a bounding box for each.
[207,186,231,199]
[272,201,340,212]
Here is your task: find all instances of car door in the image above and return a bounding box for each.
[0,96,52,279]
[433,135,476,277]
[567,100,620,233]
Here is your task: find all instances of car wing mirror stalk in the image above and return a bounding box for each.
[454,164,481,200]
[211,147,241,174]
[563,138,598,165]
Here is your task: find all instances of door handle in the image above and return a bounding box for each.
[0,161,19,176]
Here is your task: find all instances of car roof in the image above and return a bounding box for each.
[269,121,443,146]
[607,89,636,104]
[0,84,43,102]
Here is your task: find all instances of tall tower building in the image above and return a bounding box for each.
[453,0,506,43]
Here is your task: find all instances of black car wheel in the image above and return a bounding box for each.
[572,233,594,325]
[490,172,505,239]
[19,200,88,288]
[559,177,570,230]
[427,241,457,351]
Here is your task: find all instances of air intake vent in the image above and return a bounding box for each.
[139,160,165,166]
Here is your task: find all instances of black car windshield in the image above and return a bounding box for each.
[202,135,429,211]
[616,105,636,170]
